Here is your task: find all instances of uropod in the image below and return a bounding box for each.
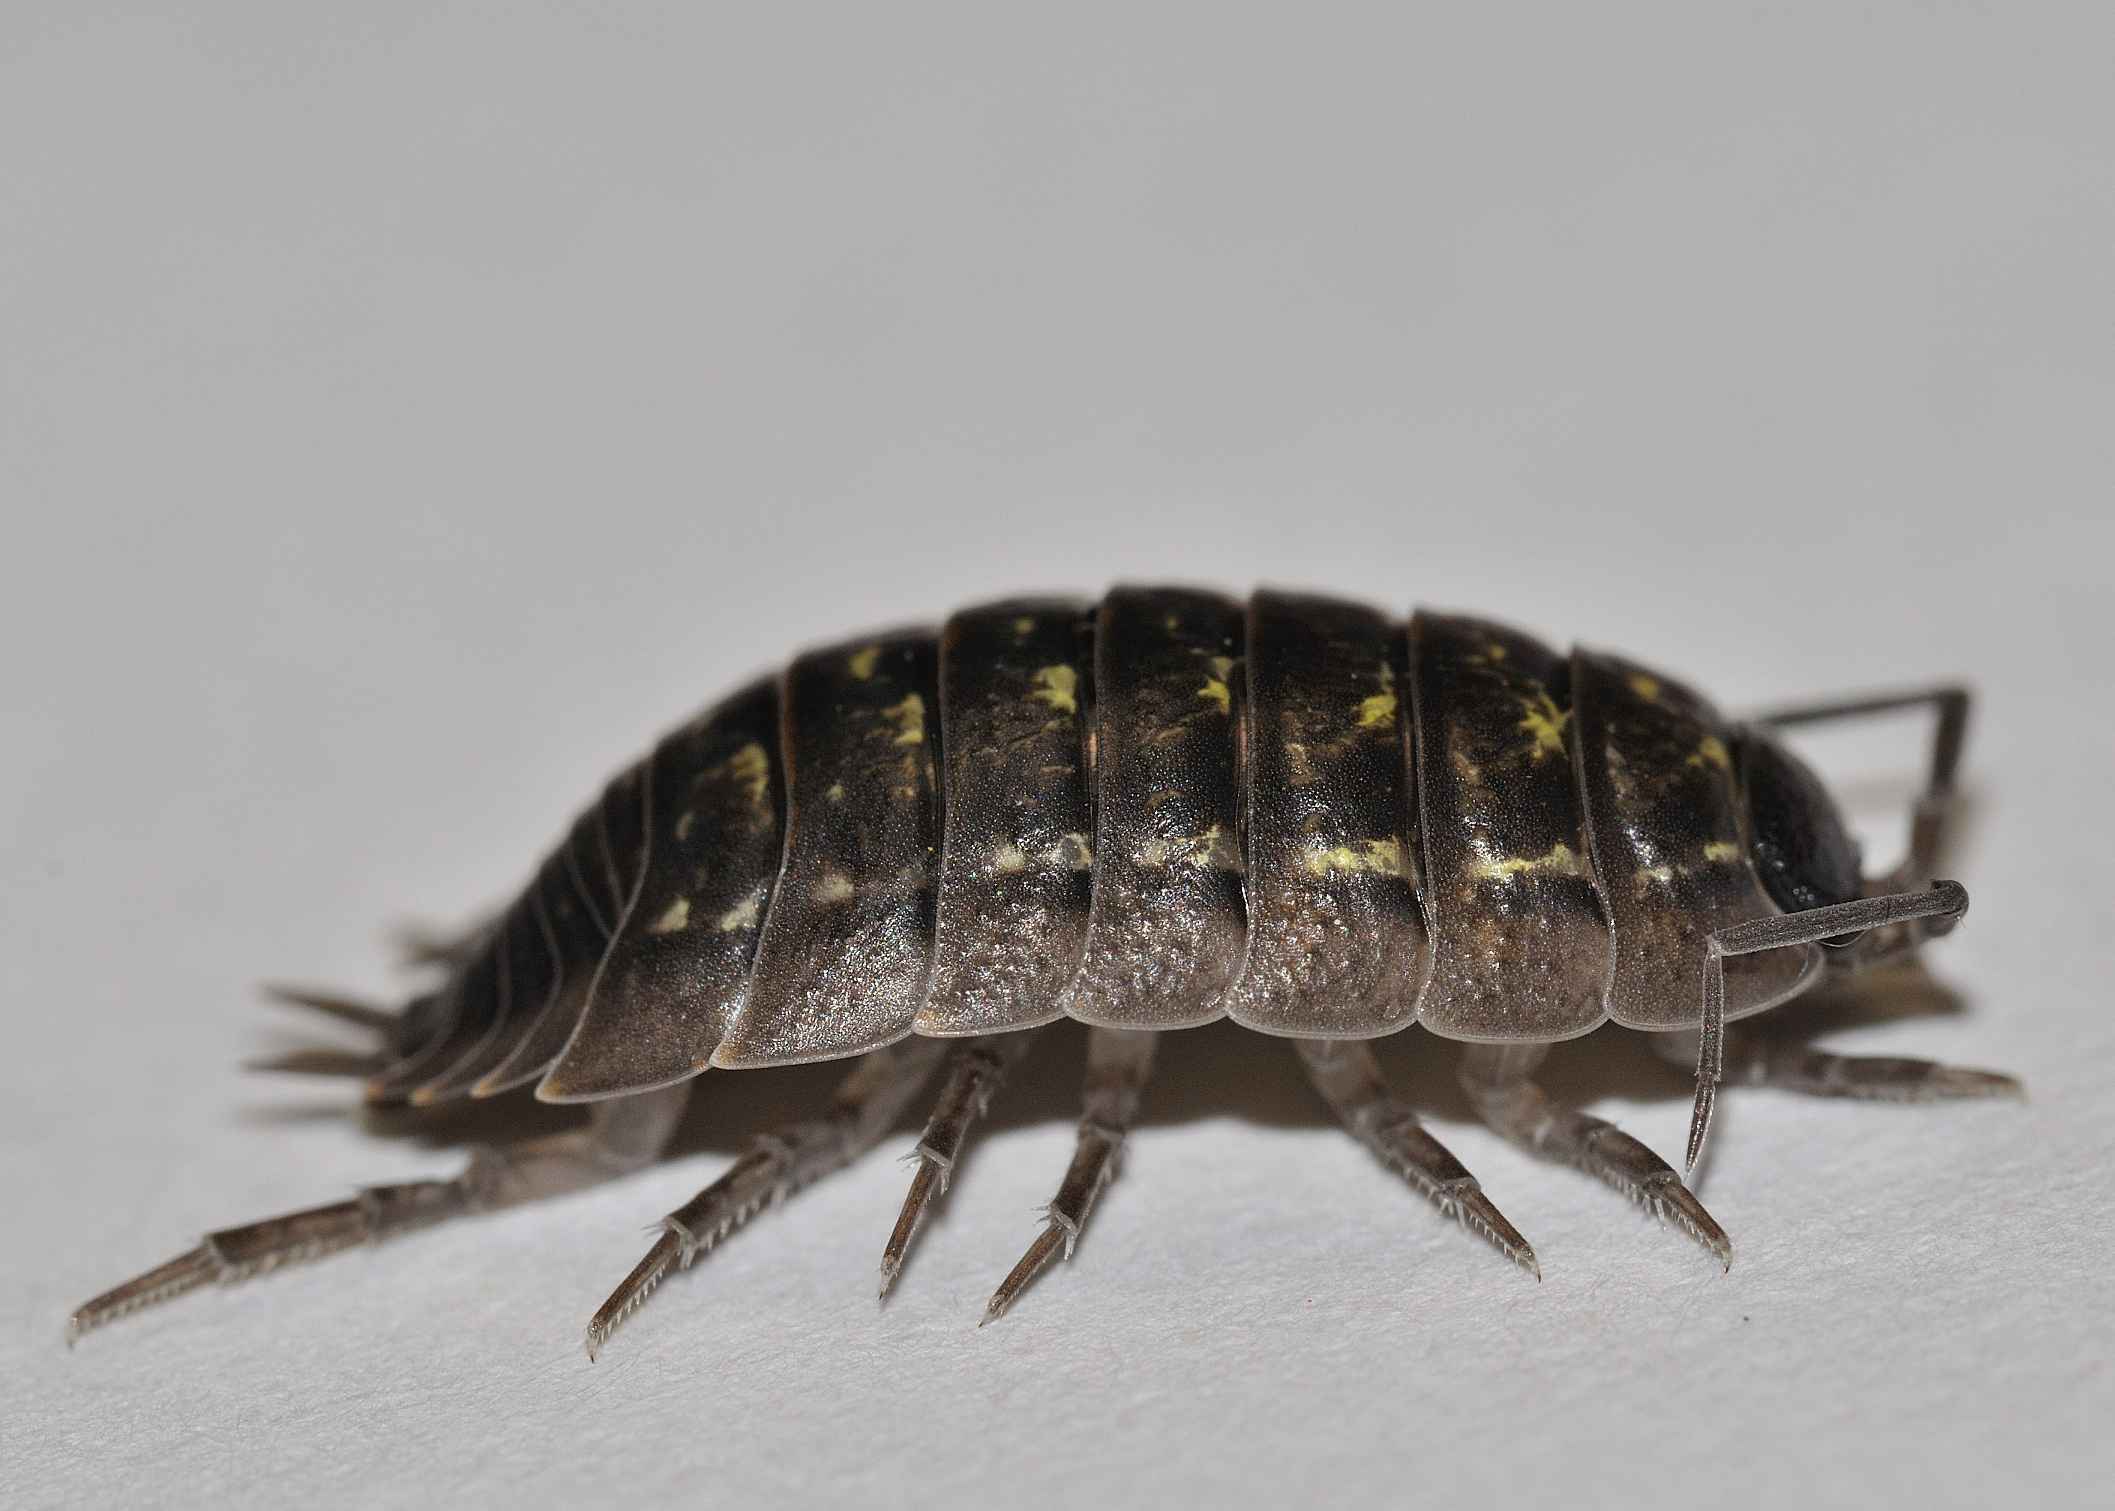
[69,586,2020,1357]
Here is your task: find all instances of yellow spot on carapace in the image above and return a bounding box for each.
[715,895,761,932]
[1138,826,1235,871]
[721,742,771,816]
[1058,832,1094,870]
[1357,691,1398,729]
[883,693,926,747]
[1687,736,1731,772]
[992,842,1028,874]
[1198,656,1233,716]
[1012,616,1036,638]
[847,646,881,680]
[1517,689,1570,761]
[1191,823,1241,871]
[812,871,855,904]
[648,897,691,935]
[1031,664,1077,716]
[1628,673,1662,702]
[674,810,695,842]
[1303,838,1406,878]
[1702,840,1741,863]
[1471,842,1586,883]
[826,782,846,803]
[1486,641,1508,661]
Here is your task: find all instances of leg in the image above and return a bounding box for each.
[982,1027,1155,1324]
[879,1032,1039,1298]
[1459,1043,1731,1269]
[1293,1039,1536,1276]
[1689,881,1973,1167]
[584,1038,946,1359]
[68,1081,693,1343]
[1650,1026,2021,1102]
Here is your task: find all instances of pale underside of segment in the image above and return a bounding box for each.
[1222,589,1429,1037]
[1408,612,1613,1042]
[916,598,1095,1036]
[1055,586,1248,1030]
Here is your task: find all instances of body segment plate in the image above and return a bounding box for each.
[714,633,941,1066]
[406,923,517,1104]
[919,599,1095,1036]
[1058,586,1246,1029]
[474,794,634,1095]
[1572,648,1819,1029]
[543,680,785,1098]
[417,898,558,1099]
[1410,613,1612,1041]
[371,944,500,1102]
[459,871,567,1095]
[1224,591,1427,1036]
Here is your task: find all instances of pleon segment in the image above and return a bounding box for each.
[1058,586,1245,1029]
[375,781,652,1105]
[473,801,633,1096]
[413,898,558,1099]
[366,947,491,1102]
[918,600,1094,1035]
[1410,614,1612,1041]
[405,937,511,1105]
[1224,591,1428,1036]
[1571,649,1818,1030]
[541,680,786,1099]
[598,761,652,925]
[714,633,941,1067]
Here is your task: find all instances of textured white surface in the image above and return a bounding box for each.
[3,6,2110,1507]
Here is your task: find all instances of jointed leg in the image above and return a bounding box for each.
[982,1027,1156,1324]
[1458,1043,1730,1269]
[1688,882,1973,1167]
[1294,1039,1536,1276]
[1683,686,1988,1166]
[585,1039,946,1358]
[880,1032,1039,1298]
[1650,1027,2021,1102]
[69,1081,693,1343]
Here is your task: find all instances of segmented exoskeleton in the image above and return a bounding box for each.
[70,587,2019,1354]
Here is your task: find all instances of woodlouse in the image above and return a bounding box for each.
[68,585,2020,1354]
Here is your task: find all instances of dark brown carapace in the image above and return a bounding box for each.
[69,586,2019,1355]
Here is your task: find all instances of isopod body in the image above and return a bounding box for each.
[70,585,2019,1352]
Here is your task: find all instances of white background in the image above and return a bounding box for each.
[3,5,2109,1507]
